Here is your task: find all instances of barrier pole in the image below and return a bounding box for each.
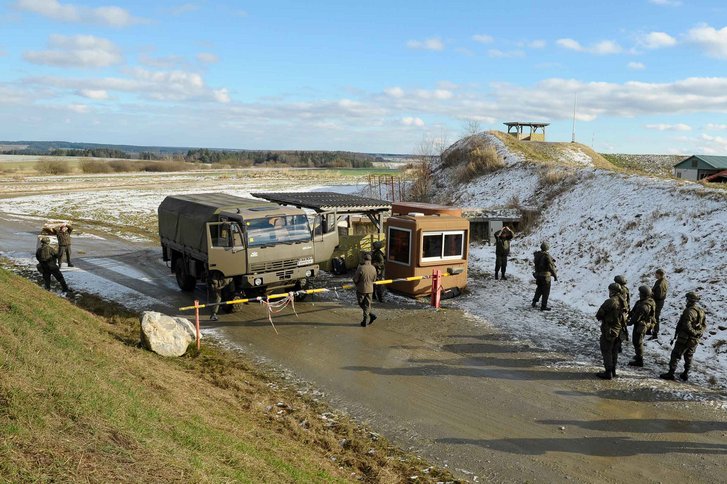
[194,299,201,350]
[431,269,442,309]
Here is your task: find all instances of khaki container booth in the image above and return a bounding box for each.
[385,202,469,297]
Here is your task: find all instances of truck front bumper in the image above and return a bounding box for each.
[242,265,319,289]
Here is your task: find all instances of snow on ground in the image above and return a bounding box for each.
[560,147,593,167]
[440,138,727,392]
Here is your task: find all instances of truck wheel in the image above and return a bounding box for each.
[223,286,246,313]
[174,259,196,292]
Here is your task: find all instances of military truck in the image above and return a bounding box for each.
[158,193,339,300]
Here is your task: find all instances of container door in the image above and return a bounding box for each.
[312,211,339,264]
[207,221,246,276]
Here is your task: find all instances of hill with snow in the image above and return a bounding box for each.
[435,132,727,389]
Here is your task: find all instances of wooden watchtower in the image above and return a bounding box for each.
[504,122,549,141]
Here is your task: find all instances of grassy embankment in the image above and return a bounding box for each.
[0,267,454,482]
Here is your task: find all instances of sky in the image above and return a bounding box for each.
[1,0,727,154]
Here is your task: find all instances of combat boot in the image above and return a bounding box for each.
[494,273,499,280]
[611,369,618,378]
[628,358,644,367]
[596,370,612,380]
[679,371,689,381]
[659,371,676,380]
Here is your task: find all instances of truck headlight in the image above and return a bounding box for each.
[254,278,263,286]
[305,270,313,278]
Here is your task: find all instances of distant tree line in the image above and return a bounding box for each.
[184,149,378,168]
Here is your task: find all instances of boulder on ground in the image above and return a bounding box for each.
[140,311,197,357]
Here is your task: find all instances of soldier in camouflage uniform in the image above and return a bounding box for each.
[660,292,706,382]
[353,253,378,327]
[35,236,69,292]
[650,268,668,341]
[532,242,557,311]
[54,223,74,267]
[209,273,233,321]
[494,226,514,280]
[595,282,625,379]
[614,275,630,352]
[627,285,656,367]
[371,240,386,303]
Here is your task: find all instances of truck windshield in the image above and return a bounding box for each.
[245,215,312,247]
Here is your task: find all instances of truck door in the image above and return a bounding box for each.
[206,222,246,276]
[312,211,339,264]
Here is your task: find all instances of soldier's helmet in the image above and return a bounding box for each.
[656,268,665,275]
[40,236,50,244]
[614,275,627,285]
[686,291,700,302]
[363,252,372,261]
[638,285,651,298]
[372,241,383,250]
[608,282,621,294]
[540,242,549,251]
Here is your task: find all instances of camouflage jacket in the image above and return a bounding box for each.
[353,261,377,294]
[533,250,557,279]
[55,228,72,246]
[209,276,232,291]
[494,229,513,256]
[617,285,630,323]
[36,244,59,269]
[596,295,623,339]
[652,277,668,301]
[371,249,385,275]
[629,297,656,331]
[675,303,706,342]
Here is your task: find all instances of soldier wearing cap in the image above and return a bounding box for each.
[54,223,74,267]
[660,292,706,382]
[35,236,69,293]
[595,282,625,379]
[371,240,386,302]
[353,252,378,327]
[650,268,668,340]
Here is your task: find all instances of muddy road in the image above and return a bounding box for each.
[2,214,726,483]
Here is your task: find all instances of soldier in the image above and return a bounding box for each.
[531,242,557,311]
[54,223,74,267]
[35,236,69,293]
[353,252,378,327]
[595,282,625,379]
[660,292,706,382]
[650,268,668,341]
[371,240,386,302]
[209,273,233,321]
[494,226,514,280]
[627,286,656,367]
[614,275,630,352]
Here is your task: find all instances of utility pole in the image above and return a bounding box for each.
[571,93,577,143]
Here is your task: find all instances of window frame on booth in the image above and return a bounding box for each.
[420,230,465,262]
[387,226,412,266]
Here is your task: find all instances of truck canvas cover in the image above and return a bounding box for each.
[158,193,282,253]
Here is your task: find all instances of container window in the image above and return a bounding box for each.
[388,227,411,265]
[421,230,465,262]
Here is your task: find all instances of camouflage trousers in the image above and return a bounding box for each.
[632,324,646,359]
[40,264,68,292]
[58,245,72,266]
[653,299,665,335]
[668,337,698,372]
[533,276,551,309]
[495,255,508,276]
[599,333,619,372]
[357,292,373,325]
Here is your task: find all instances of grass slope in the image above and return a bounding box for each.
[490,131,614,169]
[0,268,453,483]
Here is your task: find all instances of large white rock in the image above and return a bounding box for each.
[140,311,197,357]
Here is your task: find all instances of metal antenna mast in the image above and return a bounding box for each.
[571,93,577,143]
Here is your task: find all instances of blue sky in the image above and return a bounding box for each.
[1,0,727,154]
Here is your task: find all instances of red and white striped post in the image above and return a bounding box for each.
[194,299,201,350]
[431,269,442,309]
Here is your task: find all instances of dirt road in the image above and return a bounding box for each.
[2,214,725,482]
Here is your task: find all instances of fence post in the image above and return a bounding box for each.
[194,299,201,350]
[431,269,442,308]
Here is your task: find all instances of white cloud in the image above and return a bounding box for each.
[639,31,677,49]
[528,39,546,49]
[649,0,682,6]
[196,52,219,64]
[23,34,122,68]
[77,89,108,100]
[488,49,525,58]
[67,103,89,113]
[687,24,727,59]
[384,86,405,98]
[556,38,622,54]
[698,133,727,154]
[705,123,727,130]
[628,61,646,70]
[415,89,453,100]
[16,0,143,27]
[406,37,444,51]
[402,117,424,127]
[139,54,184,69]
[213,88,230,103]
[644,123,692,131]
[472,34,493,44]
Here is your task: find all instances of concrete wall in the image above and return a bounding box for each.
[675,168,698,181]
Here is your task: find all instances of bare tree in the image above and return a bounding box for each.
[407,131,449,202]
[461,119,482,138]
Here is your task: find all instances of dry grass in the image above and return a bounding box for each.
[79,158,112,174]
[35,158,71,175]
[0,266,456,483]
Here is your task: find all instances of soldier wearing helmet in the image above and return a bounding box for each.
[353,252,378,327]
[627,285,656,367]
[36,236,69,293]
[371,240,386,303]
[613,275,630,353]
[660,292,706,381]
[650,268,668,340]
[594,282,625,379]
[494,225,514,281]
[531,241,557,311]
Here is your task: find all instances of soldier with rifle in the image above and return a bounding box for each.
[627,286,656,367]
[595,283,625,379]
[660,292,706,382]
